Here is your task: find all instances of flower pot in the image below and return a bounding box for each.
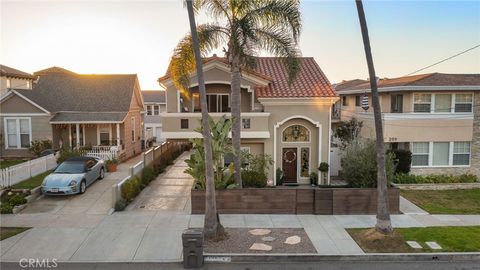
[107,163,117,172]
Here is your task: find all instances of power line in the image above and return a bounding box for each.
[405,44,480,76]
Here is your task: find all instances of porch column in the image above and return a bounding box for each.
[76,124,80,147]
[96,125,100,145]
[82,124,86,146]
[116,123,121,147]
[68,124,72,148]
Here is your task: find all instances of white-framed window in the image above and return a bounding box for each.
[453,142,471,165]
[411,141,471,167]
[434,94,451,113]
[4,117,31,149]
[153,105,160,115]
[99,127,110,145]
[206,94,230,113]
[131,117,135,142]
[413,93,431,113]
[146,105,152,115]
[455,94,473,113]
[411,142,429,166]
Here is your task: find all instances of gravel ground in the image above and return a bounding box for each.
[204,228,317,254]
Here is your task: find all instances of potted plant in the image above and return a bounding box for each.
[106,158,118,172]
[318,162,329,184]
[276,168,284,186]
[309,172,318,186]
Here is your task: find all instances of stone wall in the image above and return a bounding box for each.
[410,167,476,176]
[471,91,480,177]
[393,182,480,190]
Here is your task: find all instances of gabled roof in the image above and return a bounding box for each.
[340,73,480,92]
[142,90,166,103]
[0,65,35,80]
[334,79,368,92]
[34,66,77,76]
[159,56,337,98]
[16,72,138,119]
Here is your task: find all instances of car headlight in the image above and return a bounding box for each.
[69,180,77,186]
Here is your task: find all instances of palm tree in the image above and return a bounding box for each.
[171,0,302,187]
[355,0,393,234]
[185,0,224,239]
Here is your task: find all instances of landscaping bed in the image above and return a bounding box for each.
[0,227,31,240]
[204,228,316,254]
[400,189,480,214]
[348,226,480,253]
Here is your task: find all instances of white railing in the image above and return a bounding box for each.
[0,153,58,187]
[85,147,119,161]
[144,148,154,167]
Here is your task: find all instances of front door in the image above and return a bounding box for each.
[282,148,297,183]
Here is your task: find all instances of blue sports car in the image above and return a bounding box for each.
[41,156,105,195]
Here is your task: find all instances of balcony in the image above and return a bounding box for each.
[160,112,271,139]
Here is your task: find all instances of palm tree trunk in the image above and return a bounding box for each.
[186,0,224,239]
[355,0,392,234]
[230,54,243,188]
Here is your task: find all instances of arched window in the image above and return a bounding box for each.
[283,125,310,142]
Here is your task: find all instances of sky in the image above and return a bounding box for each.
[1,0,479,90]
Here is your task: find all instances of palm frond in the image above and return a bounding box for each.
[194,0,231,21]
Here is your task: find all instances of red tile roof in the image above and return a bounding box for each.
[159,56,337,98]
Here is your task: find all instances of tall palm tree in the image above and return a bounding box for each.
[185,0,224,239]
[355,0,392,234]
[171,0,302,187]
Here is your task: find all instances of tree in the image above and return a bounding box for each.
[355,0,393,234]
[171,0,302,187]
[185,0,224,240]
[333,118,363,149]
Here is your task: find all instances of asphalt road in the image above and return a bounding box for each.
[2,261,480,270]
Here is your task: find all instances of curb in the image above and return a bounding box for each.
[204,252,480,263]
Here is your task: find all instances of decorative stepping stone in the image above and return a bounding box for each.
[406,241,423,249]
[261,236,276,242]
[249,243,272,251]
[284,235,301,245]
[425,241,442,250]
[249,229,271,236]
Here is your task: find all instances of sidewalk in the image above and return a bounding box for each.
[1,153,480,263]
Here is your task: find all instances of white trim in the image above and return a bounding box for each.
[177,90,181,113]
[338,85,480,95]
[3,117,32,149]
[96,125,100,145]
[258,97,339,106]
[82,124,85,146]
[327,107,332,184]
[411,141,472,168]
[160,112,270,117]
[352,112,474,120]
[1,90,50,113]
[161,131,270,139]
[281,124,311,143]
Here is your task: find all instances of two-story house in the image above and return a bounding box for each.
[158,56,338,184]
[142,90,166,144]
[0,65,35,97]
[335,73,480,177]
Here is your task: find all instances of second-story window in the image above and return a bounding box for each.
[355,95,361,107]
[147,105,152,115]
[207,94,230,113]
[153,105,160,115]
[413,93,431,113]
[192,93,201,112]
[390,94,403,113]
[435,94,451,112]
[342,96,348,106]
[455,94,473,112]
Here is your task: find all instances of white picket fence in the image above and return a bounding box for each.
[0,153,58,187]
[85,147,119,161]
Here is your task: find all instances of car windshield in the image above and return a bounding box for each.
[54,162,85,174]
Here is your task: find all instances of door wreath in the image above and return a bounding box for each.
[283,150,296,163]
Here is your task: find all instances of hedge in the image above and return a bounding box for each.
[393,173,478,184]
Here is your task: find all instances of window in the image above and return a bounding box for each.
[180,119,189,129]
[131,117,135,142]
[6,79,11,89]
[453,142,471,165]
[435,94,451,112]
[283,125,310,142]
[192,93,201,112]
[411,142,429,166]
[413,94,431,112]
[432,142,449,166]
[206,94,230,113]
[300,148,310,178]
[455,94,473,113]
[146,105,152,115]
[390,94,403,113]
[342,96,348,106]
[99,127,110,145]
[4,118,31,149]
[153,105,160,115]
[355,95,361,107]
[242,118,251,129]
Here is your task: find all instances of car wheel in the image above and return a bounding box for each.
[79,180,86,194]
[99,168,105,180]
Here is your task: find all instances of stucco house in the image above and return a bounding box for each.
[0,67,144,160]
[158,56,339,184]
[0,65,35,97]
[142,90,166,144]
[335,73,480,177]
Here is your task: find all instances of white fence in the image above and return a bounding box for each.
[85,148,119,161]
[0,153,58,187]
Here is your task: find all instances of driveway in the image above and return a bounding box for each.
[18,155,143,216]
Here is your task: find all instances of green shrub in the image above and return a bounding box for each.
[309,172,318,185]
[8,194,27,206]
[141,167,156,186]
[242,170,267,188]
[121,176,141,202]
[341,139,395,188]
[393,173,478,184]
[57,149,85,164]
[114,199,127,211]
[1,203,13,214]
[29,140,53,157]
[390,149,412,174]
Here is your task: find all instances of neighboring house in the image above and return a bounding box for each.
[0,65,35,97]
[142,90,166,143]
[0,67,144,160]
[158,56,338,184]
[335,73,480,177]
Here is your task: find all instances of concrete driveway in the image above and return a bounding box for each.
[19,155,143,216]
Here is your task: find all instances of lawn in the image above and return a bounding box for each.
[11,170,53,190]
[401,189,480,214]
[0,227,31,241]
[348,226,480,253]
[0,159,25,169]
